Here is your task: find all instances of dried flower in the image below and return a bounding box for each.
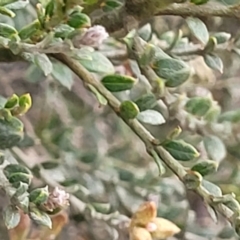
[130,226,152,240]
[131,201,157,226]
[72,25,109,48]
[150,217,181,239]
[129,202,180,240]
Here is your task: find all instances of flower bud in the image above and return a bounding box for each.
[72,25,109,48]
[42,187,69,213]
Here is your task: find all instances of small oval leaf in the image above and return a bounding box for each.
[134,93,157,112]
[186,17,209,44]
[191,160,218,176]
[162,140,199,161]
[137,110,165,125]
[101,74,136,92]
[204,54,223,73]
[79,51,114,74]
[203,135,226,162]
[185,97,212,117]
[153,58,191,87]
[3,205,20,229]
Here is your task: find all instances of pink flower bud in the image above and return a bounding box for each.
[42,187,70,212]
[50,187,70,208]
[73,25,109,48]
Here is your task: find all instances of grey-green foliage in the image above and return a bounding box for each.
[0,0,240,239]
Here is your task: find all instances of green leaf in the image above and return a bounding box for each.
[204,54,223,73]
[212,32,231,44]
[138,23,152,42]
[134,93,157,111]
[219,110,240,123]
[101,74,136,92]
[88,84,107,105]
[102,0,123,12]
[34,53,53,76]
[150,149,166,175]
[5,0,29,9]
[41,161,59,169]
[67,12,91,29]
[185,97,212,117]
[137,110,165,125]
[190,0,209,4]
[204,37,217,53]
[0,151,4,164]
[13,181,29,197]
[78,51,114,74]
[92,202,111,214]
[191,160,218,176]
[202,179,222,196]
[153,58,191,87]
[0,23,17,38]
[0,6,15,17]
[120,101,139,119]
[3,205,20,229]
[186,17,209,44]
[54,24,74,38]
[17,195,29,213]
[4,164,31,177]
[8,172,32,185]
[4,94,19,109]
[204,105,221,122]
[18,20,41,40]
[29,207,52,228]
[218,226,235,239]
[0,119,23,149]
[0,95,7,108]
[203,135,226,162]
[162,140,199,161]
[139,43,155,66]
[52,62,74,90]
[118,169,134,181]
[29,186,49,205]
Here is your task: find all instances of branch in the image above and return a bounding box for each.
[157,2,240,19]
[92,2,240,35]
[53,52,235,227]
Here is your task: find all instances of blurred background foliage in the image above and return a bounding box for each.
[2,0,240,239]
